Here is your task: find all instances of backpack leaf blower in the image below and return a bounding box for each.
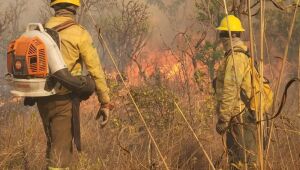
[6,23,95,98]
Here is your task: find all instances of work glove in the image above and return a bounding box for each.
[96,103,114,128]
[216,119,229,135]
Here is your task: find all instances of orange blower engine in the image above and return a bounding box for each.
[7,36,48,79]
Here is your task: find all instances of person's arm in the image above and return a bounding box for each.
[78,30,110,105]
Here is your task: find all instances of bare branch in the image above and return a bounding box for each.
[251,0,260,9]
[39,0,53,23]
[270,0,285,11]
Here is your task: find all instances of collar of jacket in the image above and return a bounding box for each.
[221,37,247,52]
[55,9,75,18]
[46,15,76,30]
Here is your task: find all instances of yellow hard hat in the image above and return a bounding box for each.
[217,15,245,32]
[50,0,81,7]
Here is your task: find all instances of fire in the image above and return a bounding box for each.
[125,49,209,85]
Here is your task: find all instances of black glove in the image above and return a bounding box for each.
[77,75,96,101]
[216,119,229,135]
[96,108,110,128]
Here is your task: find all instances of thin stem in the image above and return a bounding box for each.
[298,44,300,117]
[174,102,216,170]
[81,0,170,169]
[222,0,247,169]
[257,0,265,169]
[266,0,300,158]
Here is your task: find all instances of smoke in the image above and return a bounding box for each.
[0,0,200,75]
[147,0,198,49]
[1,0,198,50]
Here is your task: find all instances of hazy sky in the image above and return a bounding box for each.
[0,0,197,52]
[20,0,44,25]
[0,0,44,28]
[20,0,194,41]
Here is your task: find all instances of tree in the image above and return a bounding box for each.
[102,0,150,81]
[7,0,27,38]
[0,4,11,75]
[0,7,11,37]
[195,41,223,82]
[0,0,26,38]
[194,0,224,83]
[264,6,300,55]
[0,0,26,74]
[39,0,53,24]
[145,0,185,22]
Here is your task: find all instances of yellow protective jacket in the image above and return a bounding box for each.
[45,16,110,104]
[215,38,252,122]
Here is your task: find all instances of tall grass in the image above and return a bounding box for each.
[0,78,299,169]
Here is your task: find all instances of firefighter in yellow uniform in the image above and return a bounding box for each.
[214,15,257,169]
[36,0,112,169]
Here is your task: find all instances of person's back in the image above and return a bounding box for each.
[45,12,110,103]
[36,1,112,169]
[214,15,257,170]
[215,38,252,121]
[46,16,85,76]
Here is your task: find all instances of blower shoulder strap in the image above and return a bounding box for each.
[51,20,77,32]
[44,20,77,49]
[50,20,83,73]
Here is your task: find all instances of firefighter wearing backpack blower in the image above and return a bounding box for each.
[214,15,260,169]
[35,0,112,169]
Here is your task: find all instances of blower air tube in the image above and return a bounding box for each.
[51,68,96,100]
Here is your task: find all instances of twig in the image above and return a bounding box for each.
[266,0,300,160]
[270,0,285,10]
[82,1,170,169]
[174,102,216,170]
[298,44,300,118]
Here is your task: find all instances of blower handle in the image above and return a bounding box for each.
[26,23,45,32]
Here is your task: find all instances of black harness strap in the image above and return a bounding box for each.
[259,78,300,122]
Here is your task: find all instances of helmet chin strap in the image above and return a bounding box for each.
[55,8,76,17]
[53,4,78,15]
[65,5,77,14]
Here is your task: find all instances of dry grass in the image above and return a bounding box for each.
[0,80,299,170]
